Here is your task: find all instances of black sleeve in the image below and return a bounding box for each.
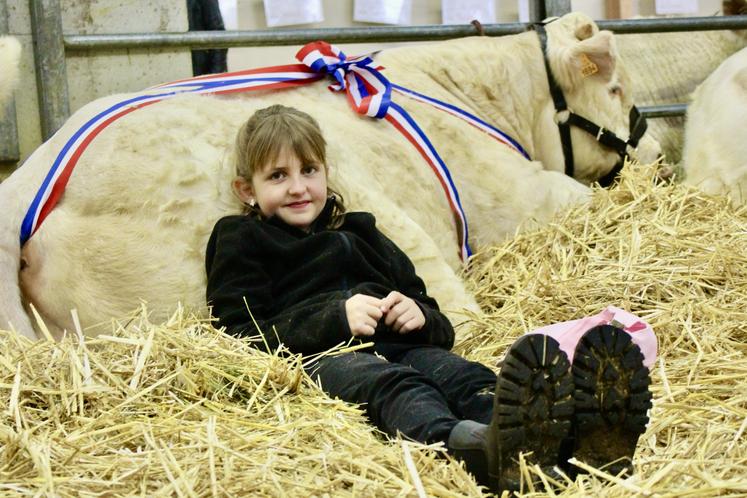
[205,218,353,355]
[379,232,455,350]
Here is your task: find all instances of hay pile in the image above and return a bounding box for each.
[0,312,477,496]
[458,162,747,496]
[1,161,746,496]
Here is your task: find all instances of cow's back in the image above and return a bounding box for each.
[682,46,747,205]
[17,84,481,336]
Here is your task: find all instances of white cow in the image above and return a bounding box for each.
[1,13,660,340]
[682,46,747,205]
[614,0,747,166]
[617,27,746,166]
[0,36,21,107]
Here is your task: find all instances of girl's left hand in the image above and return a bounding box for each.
[379,291,425,334]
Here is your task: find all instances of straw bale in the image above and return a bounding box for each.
[1,161,747,496]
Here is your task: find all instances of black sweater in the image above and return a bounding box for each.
[205,200,455,355]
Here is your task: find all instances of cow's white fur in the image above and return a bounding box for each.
[682,46,747,205]
[0,36,20,108]
[1,13,660,340]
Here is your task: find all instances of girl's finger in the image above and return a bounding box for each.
[399,316,422,334]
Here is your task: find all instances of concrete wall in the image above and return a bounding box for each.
[226,0,724,70]
[2,0,191,176]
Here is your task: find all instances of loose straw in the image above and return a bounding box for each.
[1,161,746,496]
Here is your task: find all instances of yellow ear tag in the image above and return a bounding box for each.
[579,53,599,77]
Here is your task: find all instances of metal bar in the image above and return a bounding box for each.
[597,15,747,32]
[545,0,572,18]
[639,103,688,118]
[529,0,546,22]
[0,0,20,163]
[30,0,69,140]
[65,24,525,50]
[64,15,747,50]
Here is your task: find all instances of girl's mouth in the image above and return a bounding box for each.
[286,201,310,208]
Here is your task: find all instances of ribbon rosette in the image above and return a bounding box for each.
[296,41,392,119]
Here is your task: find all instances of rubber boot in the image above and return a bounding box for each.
[487,334,575,493]
[570,324,653,477]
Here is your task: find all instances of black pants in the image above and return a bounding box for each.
[306,343,497,445]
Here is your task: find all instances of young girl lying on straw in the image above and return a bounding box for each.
[205,104,657,493]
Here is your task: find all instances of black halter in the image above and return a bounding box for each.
[534,23,648,187]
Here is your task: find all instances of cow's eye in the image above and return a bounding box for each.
[609,85,623,97]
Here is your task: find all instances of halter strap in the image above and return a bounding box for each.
[533,21,649,184]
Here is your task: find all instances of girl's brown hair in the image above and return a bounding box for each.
[234,104,346,227]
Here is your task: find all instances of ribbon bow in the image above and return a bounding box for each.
[296,41,392,119]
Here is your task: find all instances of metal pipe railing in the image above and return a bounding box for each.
[638,104,688,119]
[0,0,19,163]
[63,15,747,50]
[30,0,69,141]
[530,0,572,20]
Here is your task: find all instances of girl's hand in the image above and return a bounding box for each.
[380,291,425,334]
[345,294,383,337]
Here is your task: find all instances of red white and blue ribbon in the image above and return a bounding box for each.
[20,64,322,248]
[391,84,530,160]
[21,41,530,261]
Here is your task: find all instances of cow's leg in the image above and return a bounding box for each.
[0,238,37,339]
[19,236,70,339]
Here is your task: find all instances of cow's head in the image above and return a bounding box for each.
[536,14,661,185]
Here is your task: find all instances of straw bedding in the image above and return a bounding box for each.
[1,161,746,496]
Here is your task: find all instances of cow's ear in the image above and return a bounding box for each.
[574,21,594,41]
[556,30,617,87]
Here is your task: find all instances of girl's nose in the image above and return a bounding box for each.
[288,175,305,194]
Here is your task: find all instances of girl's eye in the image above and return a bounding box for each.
[269,171,285,180]
[302,165,319,175]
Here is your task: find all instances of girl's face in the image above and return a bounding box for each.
[235,146,328,231]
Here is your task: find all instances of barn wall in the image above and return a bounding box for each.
[225,0,724,69]
[2,0,191,176]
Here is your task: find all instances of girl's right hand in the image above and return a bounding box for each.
[345,294,383,337]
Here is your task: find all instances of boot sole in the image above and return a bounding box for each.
[571,325,653,476]
[488,334,574,492]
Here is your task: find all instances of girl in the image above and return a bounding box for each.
[205,104,653,493]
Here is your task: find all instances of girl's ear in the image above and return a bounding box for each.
[232,176,255,205]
